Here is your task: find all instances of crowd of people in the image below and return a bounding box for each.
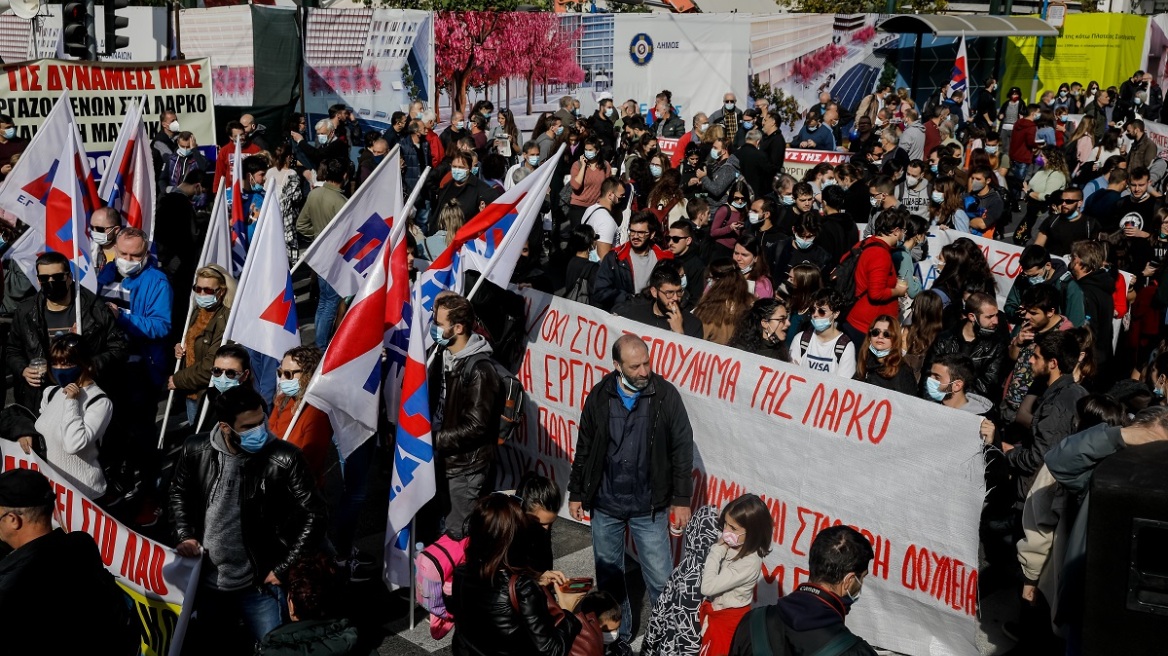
[0,65,1166,656]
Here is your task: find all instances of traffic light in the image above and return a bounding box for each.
[104,0,129,55]
[62,1,95,61]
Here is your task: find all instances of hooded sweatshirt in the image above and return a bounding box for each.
[201,429,254,590]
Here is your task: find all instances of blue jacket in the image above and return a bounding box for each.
[97,261,173,386]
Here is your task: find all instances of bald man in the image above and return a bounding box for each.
[239,113,270,151]
[568,334,694,641]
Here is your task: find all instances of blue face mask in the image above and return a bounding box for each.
[925,376,948,401]
[811,317,832,333]
[869,345,891,359]
[234,423,271,453]
[584,150,598,160]
[1028,271,1047,285]
[730,200,746,210]
[781,195,795,206]
[278,378,301,397]
[455,121,465,130]
[195,293,219,309]
[52,366,82,387]
[555,126,564,136]
[588,248,600,263]
[2,127,14,140]
[650,164,663,178]
[742,121,754,130]
[316,134,330,145]
[794,236,815,250]
[251,183,264,193]
[212,375,241,393]
[450,167,469,183]
[930,164,939,174]
[528,155,540,167]
[373,154,385,164]
[430,323,452,347]
[471,165,480,176]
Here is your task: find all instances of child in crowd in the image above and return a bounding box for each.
[699,493,773,656]
[574,590,629,656]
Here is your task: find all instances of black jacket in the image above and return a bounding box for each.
[1076,268,1115,365]
[729,586,877,656]
[588,111,618,155]
[169,432,327,583]
[592,243,674,312]
[735,143,774,199]
[0,529,138,655]
[923,326,1009,402]
[256,618,360,655]
[1006,374,1087,504]
[451,568,581,656]
[569,371,694,512]
[5,287,128,412]
[759,130,787,172]
[858,353,918,396]
[428,341,502,477]
[654,114,686,138]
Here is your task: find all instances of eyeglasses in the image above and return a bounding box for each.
[276,368,303,380]
[869,329,893,339]
[192,284,221,295]
[731,196,746,203]
[656,288,683,299]
[668,235,688,243]
[628,229,651,237]
[764,315,789,323]
[211,367,244,379]
[811,306,834,317]
[37,273,68,283]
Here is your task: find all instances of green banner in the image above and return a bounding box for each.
[1002,13,1148,101]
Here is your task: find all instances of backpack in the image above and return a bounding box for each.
[747,605,861,656]
[464,353,526,445]
[415,534,468,639]
[799,327,852,367]
[828,240,883,316]
[565,261,600,306]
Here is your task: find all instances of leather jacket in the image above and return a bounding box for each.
[428,343,502,477]
[169,431,327,582]
[450,567,581,656]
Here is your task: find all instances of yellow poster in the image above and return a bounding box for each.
[1002,13,1148,100]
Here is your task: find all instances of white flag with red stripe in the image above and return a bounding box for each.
[97,96,156,242]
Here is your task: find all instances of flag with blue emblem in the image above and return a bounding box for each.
[45,131,96,300]
[229,137,249,277]
[383,145,563,590]
[296,146,404,298]
[949,34,971,122]
[221,177,300,360]
[97,96,155,243]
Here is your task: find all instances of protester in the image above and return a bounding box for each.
[171,386,327,648]
[170,265,234,425]
[593,212,672,311]
[844,208,909,343]
[699,493,772,656]
[791,289,856,379]
[667,219,707,305]
[856,315,917,395]
[615,261,702,338]
[693,258,754,344]
[730,525,877,655]
[160,130,210,194]
[729,297,791,362]
[925,354,994,415]
[297,159,350,350]
[213,121,262,192]
[256,556,360,655]
[582,177,625,260]
[925,292,1008,400]
[0,469,138,655]
[428,294,501,540]
[570,334,694,641]
[151,109,181,178]
[267,346,331,488]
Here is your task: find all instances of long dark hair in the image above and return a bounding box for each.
[721,493,773,560]
[695,258,753,332]
[464,494,534,582]
[735,232,772,284]
[905,290,944,356]
[786,263,822,314]
[856,315,906,380]
[933,238,996,296]
[729,297,791,362]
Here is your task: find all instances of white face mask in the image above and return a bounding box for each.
[168,120,180,132]
[603,630,619,645]
[906,175,920,188]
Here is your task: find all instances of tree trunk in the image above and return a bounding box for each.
[506,78,511,114]
[526,75,534,117]
[455,73,470,115]
[543,81,547,105]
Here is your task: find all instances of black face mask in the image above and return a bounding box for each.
[43,279,70,303]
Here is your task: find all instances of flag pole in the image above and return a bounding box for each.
[159,178,228,448]
[73,205,83,338]
[290,144,403,275]
[408,517,417,630]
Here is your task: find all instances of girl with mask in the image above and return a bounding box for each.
[855,315,917,395]
[18,334,112,500]
[927,177,970,235]
[710,180,752,259]
[170,265,235,425]
[1015,147,1069,244]
[732,232,773,299]
[698,493,773,656]
[268,345,330,491]
[728,297,792,362]
[782,263,823,345]
[646,167,686,227]
[892,214,929,311]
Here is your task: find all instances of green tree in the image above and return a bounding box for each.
[749,75,802,131]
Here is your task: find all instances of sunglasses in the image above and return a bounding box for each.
[764,315,789,323]
[1061,198,1082,205]
[90,225,118,234]
[811,306,834,317]
[211,367,244,379]
[869,329,893,339]
[668,235,688,243]
[276,368,303,380]
[192,284,221,295]
[37,273,68,283]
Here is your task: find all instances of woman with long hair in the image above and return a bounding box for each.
[1069,325,1097,390]
[732,233,773,299]
[728,297,791,362]
[927,177,970,232]
[568,136,613,232]
[451,495,581,656]
[932,239,997,329]
[421,200,466,262]
[647,168,687,226]
[17,335,112,501]
[1015,146,1070,243]
[694,258,755,345]
[709,179,752,259]
[489,108,522,163]
[783,263,823,343]
[269,345,330,488]
[1068,115,1097,180]
[902,290,944,382]
[265,143,306,264]
[856,315,917,395]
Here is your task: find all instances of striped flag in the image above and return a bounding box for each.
[97,96,156,242]
[229,138,248,277]
[949,34,971,122]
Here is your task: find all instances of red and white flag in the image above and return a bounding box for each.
[45,130,96,294]
[97,96,156,241]
[221,177,300,361]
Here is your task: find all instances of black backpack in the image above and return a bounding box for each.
[463,353,526,445]
[798,327,852,366]
[747,605,861,656]
[828,240,883,316]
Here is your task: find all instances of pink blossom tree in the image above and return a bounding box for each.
[436,11,519,114]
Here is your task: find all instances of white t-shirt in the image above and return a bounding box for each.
[582,204,620,247]
[791,330,856,379]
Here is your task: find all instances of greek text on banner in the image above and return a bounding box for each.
[496,289,985,656]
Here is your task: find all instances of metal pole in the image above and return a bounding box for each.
[911,33,923,100]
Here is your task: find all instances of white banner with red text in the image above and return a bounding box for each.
[496,289,985,656]
[0,58,215,180]
[0,443,201,656]
[658,138,853,184]
[921,228,1024,309]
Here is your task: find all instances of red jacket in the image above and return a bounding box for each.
[1009,118,1037,165]
[425,130,445,169]
[212,141,262,192]
[846,236,899,333]
[923,120,942,158]
[670,130,696,168]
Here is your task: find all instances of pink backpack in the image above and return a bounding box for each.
[415,535,468,639]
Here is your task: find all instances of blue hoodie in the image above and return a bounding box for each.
[98,260,173,386]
